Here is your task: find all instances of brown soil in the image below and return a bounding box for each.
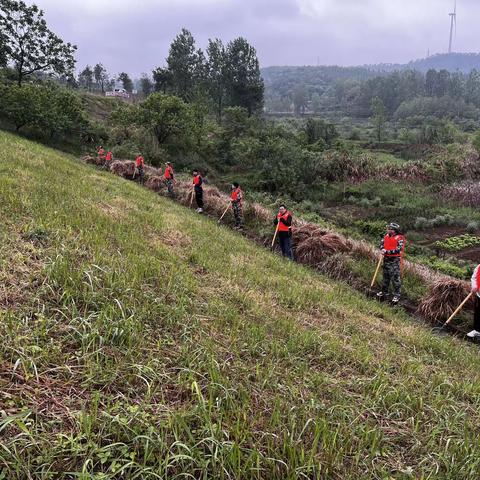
[456,246,480,262]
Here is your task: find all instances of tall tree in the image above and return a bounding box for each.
[78,65,93,91]
[93,63,107,92]
[206,38,228,121]
[425,69,437,97]
[0,0,76,85]
[166,28,204,101]
[371,96,387,142]
[152,67,172,94]
[139,73,153,97]
[292,86,307,115]
[118,72,133,93]
[225,37,264,115]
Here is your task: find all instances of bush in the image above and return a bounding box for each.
[466,221,479,233]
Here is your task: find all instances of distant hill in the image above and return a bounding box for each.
[367,52,480,74]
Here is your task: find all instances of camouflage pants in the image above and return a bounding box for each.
[382,257,401,296]
[232,202,243,227]
[166,179,174,196]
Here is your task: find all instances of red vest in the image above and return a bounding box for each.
[135,156,144,167]
[277,211,291,232]
[231,187,242,203]
[193,174,202,186]
[105,151,112,161]
[98,148,105,157]
[164,166,174,179]
[383,234,405,257]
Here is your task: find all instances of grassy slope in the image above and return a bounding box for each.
[1,131,480,479]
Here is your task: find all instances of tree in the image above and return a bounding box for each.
[138,93,193,151]
[78,65,93,91]
[0,0,76,85]
[425,69,437,97]
[166,28,204,101]
[0,82,41,130]
[93,63,107,93]
[225,37,264,115]
[371,96,387,142]
[293,86,307,115]
[304,118,338,146]
[152,67,172,93]
[139,73,153,96]
[118,72,133,93]
[206,38,228,121]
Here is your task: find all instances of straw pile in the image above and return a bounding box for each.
[416,279,471,323]
[293,226,351,267]
[110,160,136,178]
[145,176,165,192]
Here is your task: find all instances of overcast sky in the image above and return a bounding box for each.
[32,0,480,77]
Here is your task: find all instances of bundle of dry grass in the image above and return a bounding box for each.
[416,278,471,323]
[110,160,136,178]
[145,176,165,192]
[294,227,351,267]
[292,224,329,245]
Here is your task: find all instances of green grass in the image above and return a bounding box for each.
[2,130,480,478]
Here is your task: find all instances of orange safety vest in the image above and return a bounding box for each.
[231,187,242,203]
[164,166,174,179]
[383,234,405,257]
[277,211,292,233]
[193,174,202,186]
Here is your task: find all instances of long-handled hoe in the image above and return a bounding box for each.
[444,291,474,327]
[218,203,231,223]
[370,256,383,288]
[271,223,280,249]
[189,190,194,208]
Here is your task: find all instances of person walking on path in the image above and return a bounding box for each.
[164,162,175,196]
[273,205,293,259]
[467,263,480,339]
[135,153,145,184]
[230,182,243,229]
[376,223,405,304]
[192,170,203,213]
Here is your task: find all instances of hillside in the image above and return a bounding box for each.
[2,131,480,478]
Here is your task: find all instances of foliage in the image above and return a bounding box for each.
[118,72,133,93]
[0,0,76,85]
[371,96,387,141]
[78,65,93,91]
[139,73,153,96]
[137,93,193,154]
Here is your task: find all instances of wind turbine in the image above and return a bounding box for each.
[448,0,457,54]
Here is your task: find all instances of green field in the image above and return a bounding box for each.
[2,131,480,479]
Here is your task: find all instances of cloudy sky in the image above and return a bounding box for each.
[32,0,479,76]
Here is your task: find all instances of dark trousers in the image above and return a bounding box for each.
[279,234,293,260]
[166,179,174,196]
[381,257,401,296]
[195,188,203,208]
[474,296,480,330]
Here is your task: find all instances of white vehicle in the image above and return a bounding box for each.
[105,88,130,99]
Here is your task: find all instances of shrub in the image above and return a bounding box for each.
[466,221,479,234]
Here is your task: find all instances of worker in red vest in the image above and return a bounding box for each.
[104,150,113,169]
[467,264,480,338]
[97,146,105,162]
[192,170,203,213]
[273,205,293,259]
[230,182,243,229]
[164,162,175,196]
[135,153,145,184]
[376,223,405,304]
